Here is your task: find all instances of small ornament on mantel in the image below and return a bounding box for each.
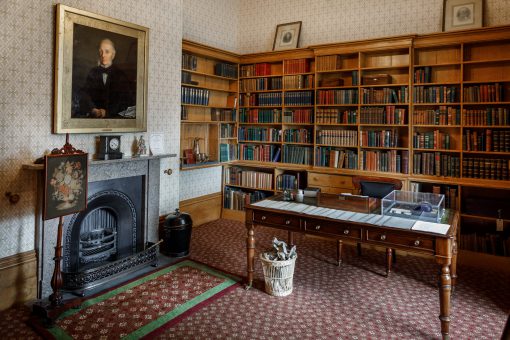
[135,135,149,157]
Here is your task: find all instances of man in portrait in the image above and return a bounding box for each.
[75,38,136,118]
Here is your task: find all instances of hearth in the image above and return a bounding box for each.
[60,176,157,293]
[26,155,174,299]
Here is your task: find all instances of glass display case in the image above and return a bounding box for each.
[382,190,445,222]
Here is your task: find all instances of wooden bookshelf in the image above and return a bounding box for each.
[181,40,240,170]
[209,28,510,261]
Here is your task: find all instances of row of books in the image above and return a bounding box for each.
[463,108,510,126]
[219,143,237,162]
[317,129,357,146]
[283,59,310,74]
[238,144,280,162]
[460,233,510,257]
[239,108,281,123]
[360,130,400,148]
[413,86,457,103]
[412,152,460,177]
[362,87,409,104]
[315,148,358,169]
[240,63,272,77]
[214,62,237,79]
[359,106,406,125]
[283,75,314,89]
[240,93,282,107]
[463,129,510,152]
[276,174,300,191]
[413,67,432,84]
[181,87,209,105]
[238,127,281,142]
[462,158,509,180]
[283,109,313,124]
[360,150,409,174]
[284,91,313,106]
[463,84,504,103]
[317,89,358,104]
[240,77,282,92]
[223,187,270,211]
[316,55,348,72]
[224,167,273,190]
[284,128,312,143]
[181,71,197,85]
[413,107,460,125]
[220,124,236,138]
[211,108,236,121]
[316,109,357,124]
[412,130,451,149]
[182,53,197,71]
[282,145,313,165]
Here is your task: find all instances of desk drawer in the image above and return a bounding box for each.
[253,211,300,231]
[366,230,434,252]
[308,173,353,189]
[304,219,361,240]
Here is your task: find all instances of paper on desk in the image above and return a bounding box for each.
[382,216,415,230]
[412,220,450,235]
[347,212,369,222]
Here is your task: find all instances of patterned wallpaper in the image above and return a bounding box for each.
[237,0,510,53]
[0,0,182,259]
[179,0,240,201]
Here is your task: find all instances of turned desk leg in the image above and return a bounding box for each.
[451,238,458,290]
[438,263,452,339]
[386,248,392,277]
[336,240,342,266]
[288,231,294,246]
[246,223,255,289]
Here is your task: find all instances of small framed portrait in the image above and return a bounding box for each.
[443,0,483,32]
[54,4,149,133]
[44,153,88,220]
[273,21,302,51]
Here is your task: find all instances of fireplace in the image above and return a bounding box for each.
[28,155,173,299]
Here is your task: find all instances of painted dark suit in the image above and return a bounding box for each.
[79,65,135,118]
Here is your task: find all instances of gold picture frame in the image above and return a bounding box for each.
[54,4,149,133]
[443,0,483,32]
[273,21,302,51]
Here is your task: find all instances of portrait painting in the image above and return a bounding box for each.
[273,21,302,51]
[44,153,88,220]
[443,0,483,31]
[54,4,149,133]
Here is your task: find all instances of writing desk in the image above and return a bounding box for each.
[245,194,459,339]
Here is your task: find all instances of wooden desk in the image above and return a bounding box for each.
[245,194,459,340]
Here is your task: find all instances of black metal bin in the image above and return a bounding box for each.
[160,209,192,257]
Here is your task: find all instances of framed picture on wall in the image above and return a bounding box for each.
[53,4,149,133]
[273,21,302,51]
[443,0,483,31]
[44,152,88,220]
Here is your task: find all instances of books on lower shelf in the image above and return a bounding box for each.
[224,166,273,190]
[282,145,313,165]
[276,173,300,191]
[219,143,237,162]
[315,147,358,169]
[360,106,405,125]
[239,108,282,123]
[360,150,409,174]
[316,108,357,124]
[462,157,510,180]
[412,152,460,177]
[414,107,460,125]
[238,144,280,162]
[460,232,510,256]
[223,187,271,211]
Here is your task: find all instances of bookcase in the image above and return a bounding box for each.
[215,27,510,263]
[180,40,240,170]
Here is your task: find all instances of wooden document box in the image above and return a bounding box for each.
[318,193,378,213]
[362,74,391,85]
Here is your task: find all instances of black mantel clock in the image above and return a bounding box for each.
[97,135,123,160]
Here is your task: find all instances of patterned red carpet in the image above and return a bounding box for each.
[1,218,509,339]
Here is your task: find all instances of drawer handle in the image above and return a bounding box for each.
[380,234,386,241]
[414,240,420,246]
[315,225,321,230]
[261,216,266,221]
[285,220,291,225]
[343,229,349,235]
